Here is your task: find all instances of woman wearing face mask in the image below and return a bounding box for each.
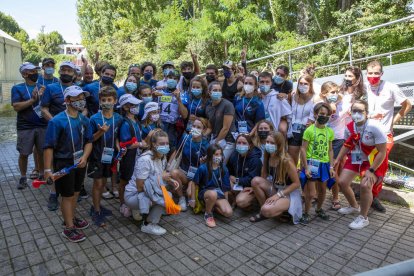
[271,65,293,94]
[185,76,209,132]
[251,120,274,161]
[118,75,139,99]
[206,81,237,164]
[141,102,163,140]
[287,74,315,166]
[118,94,147,219]
[193,144,233,227]
[340,66,366,102]
[132,84,152,121]
[234,75,265,135]
[170,118,209,210]
[221,61,243,103]
[335,100,387,230]
[124,129,178,235]
[140,62,158,88]
[227,134,262,209]
[320,81,348,210]
[250,132,302,224]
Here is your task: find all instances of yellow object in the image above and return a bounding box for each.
[193,186,204,214]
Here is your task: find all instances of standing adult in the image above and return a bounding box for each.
[221,61,243,103]
[156,61,175,90]
[365,60,412,212]
[38,58,59,86]
[11,63,47,189]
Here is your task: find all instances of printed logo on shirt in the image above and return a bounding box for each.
[313,133,328,160]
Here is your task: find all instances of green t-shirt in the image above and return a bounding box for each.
[303,124,334,163]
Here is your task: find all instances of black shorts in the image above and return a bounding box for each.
[332,139,345,158]
[288,130,306,147]
[54,159,86,197]
[119,148,137,182]
[87,160,113,179]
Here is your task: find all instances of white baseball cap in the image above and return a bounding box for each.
[19,62,40,73]
[117,94,142,108]
[60,61,76,70]
[63,85,90,100]
[142,102,159,120]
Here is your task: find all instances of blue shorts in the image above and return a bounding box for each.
[198,188,225,202]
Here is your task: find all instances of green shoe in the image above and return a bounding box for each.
[316,209,330,221]
[299,213,311,225]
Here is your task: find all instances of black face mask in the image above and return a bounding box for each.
[317,115,330,125]
[101,76,114,85]
[28,73,39,82]
[258,130,269,140]
[182,71,194,80]
[60,74,74,83]
[206,75,216,83]
[345,79,353,87]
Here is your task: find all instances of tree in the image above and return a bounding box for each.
[36,31,66,55]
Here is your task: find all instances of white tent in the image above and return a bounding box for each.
[0,29,22,104]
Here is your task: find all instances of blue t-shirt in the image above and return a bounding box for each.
[90,111,123,161]
[44,111,93,159]
[141,122,162,140]
[179,134,209,172]
[119,117,142,143]
[11,82,48,130]
[186,97,207,118]
[41,82,71,116]
[193,163,231,193]
[37,75,59,86]
[234,96,265,132]
[140,79,158,88]
[83,82,118,116]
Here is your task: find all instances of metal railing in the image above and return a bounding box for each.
[246,15,414,78]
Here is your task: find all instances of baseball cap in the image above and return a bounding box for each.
[63,85,90,100]
[19,62,40,73]
[117,94,142,108]
[60,61,76,70]
[142,102,159,120]
[42,58,55,65]
[222,60,233,69]
[162,61,175,69]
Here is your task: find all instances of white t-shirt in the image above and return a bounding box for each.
[262,90,292,130]
[366,80,407,134]
[291,93,314,125]
[125,151,166,193]
[345,119,387,160]
[327,96,352,140]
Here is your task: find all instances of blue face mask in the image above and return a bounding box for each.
[223,70,232,78]
[211,91,222,101]
[327,94,338,103]
[125,82,137,91]
[273,75,284,85]
[236,144,249,155]
[259,85,271,94]
[265,144,277,154]
[156,145,170,155]
[167,79,177,89]
[144,72,153,80]
[143,96,153,103]
[191,88,202,97]
[45,67,55,75]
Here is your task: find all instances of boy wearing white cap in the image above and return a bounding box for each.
[141,101,163,140]
[43,86,92,242]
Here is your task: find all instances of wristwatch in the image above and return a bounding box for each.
[368,167,375,173]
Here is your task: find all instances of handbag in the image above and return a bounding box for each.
[167,134,189,171]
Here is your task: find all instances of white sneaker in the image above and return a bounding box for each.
[178,196,187,212]
[132,209,142,221]
[111,190,119,198]
[338,206,360,215]
[141,223,167,235]
[102,191,114,199]
[349,215,369,230]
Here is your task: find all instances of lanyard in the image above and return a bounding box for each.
[190,98,201,115]
[59,82,65,96]
[24,84,34,107]
[242,97,254,119]
[43,77,55,86]
[189,138,202,167]
[354,121,367,151]
[236,154,246,178]
[101,112,115,148]
[65,111,83,153]
[212,167,223,190]
[294,96,307,124]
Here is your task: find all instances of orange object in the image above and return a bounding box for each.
[161,185,181,215]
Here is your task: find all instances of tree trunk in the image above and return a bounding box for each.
[338,0,353,11]
[297,0,309,35]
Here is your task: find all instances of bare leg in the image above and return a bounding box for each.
[316,181,327,210]
[251,177,271,206]
[204,190,218,214]
[261,198,290,218]
[62,196,74,227]
[304,181,316,213]
[338,169,359,208]
[93,178,104,212]
[18,154,28,177]
[360,177,375,218]
[288,145,301,168]
[119,179,127,205]
[215,199,233,217]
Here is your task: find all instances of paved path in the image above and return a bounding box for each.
[1,141,414,276]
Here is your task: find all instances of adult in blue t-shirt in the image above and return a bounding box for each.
[12,63,48,190]
[41,61,77,120]
[140,62,158,88]
[84,64,118,116]
[37,58,59,86]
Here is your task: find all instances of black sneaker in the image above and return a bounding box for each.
[372,198,386,213]
[100,205,113,216]
[17,177,27,190]
[62,227,86,243]
[316,209,330,220]
[47,194,59,211]
[79,188,89,199]
[300,213,311,225]
[92,211,106,227]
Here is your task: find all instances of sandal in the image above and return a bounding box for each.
[30,170,39,180]
[331,201,341,211]
[249,213,267,223]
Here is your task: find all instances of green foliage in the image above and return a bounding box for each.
[0,12,21,35]
[36,31,65,55]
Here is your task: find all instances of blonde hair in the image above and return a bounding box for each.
[252,120,274,147]
[263,131,291,185]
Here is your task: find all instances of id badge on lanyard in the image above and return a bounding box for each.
[265,111,271,121]
[73,150,83,165]
[233,178,243,191]
[238,121,248,134]
[101,147,114,164]
[351,149,363,165]
[308,159,320,178]
[187,166,197,180]
[292,123,304,134]
[33,104,43,118]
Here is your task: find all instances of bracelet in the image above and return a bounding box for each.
[279,190,286,198]
[44,169,52,173]
[188,199,195,203]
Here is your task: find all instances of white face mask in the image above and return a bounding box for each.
[244,84,255,94]
[150,114,160,122]
[298,84,308,94]
[213,156,222,164]
[130,106,139,115]
[351,112,365,123]
[191,127,202,137]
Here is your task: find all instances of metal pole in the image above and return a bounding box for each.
[348,35,353,65]
[288,53,292,79]
[389,54,393,65]
[337,65,340,75]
